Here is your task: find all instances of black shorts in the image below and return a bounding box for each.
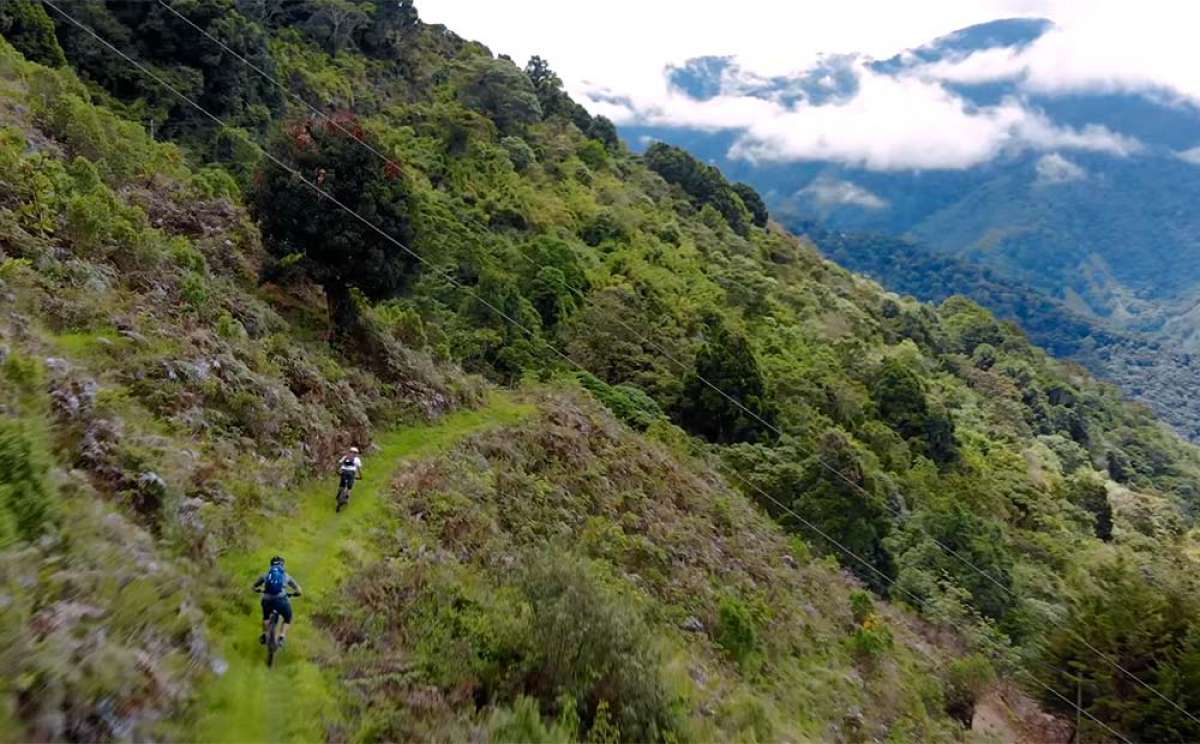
[339,471,356,490]
[261,594,293,624]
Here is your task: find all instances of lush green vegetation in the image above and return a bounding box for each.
[810,226,1200,442]
[1,2,1199,741]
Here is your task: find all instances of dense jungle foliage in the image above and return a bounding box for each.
[1,1,1199,741]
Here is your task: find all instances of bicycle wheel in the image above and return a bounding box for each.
[336,486,348,512]
[266,612,279,667]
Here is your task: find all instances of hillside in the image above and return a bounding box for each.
[808,228,1200,440]
[615,18,1200,438]
[1,2,1200,742]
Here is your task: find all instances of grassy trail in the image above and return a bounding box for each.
[192,394,533,742]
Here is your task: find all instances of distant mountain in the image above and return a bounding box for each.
[618,18,1200,436]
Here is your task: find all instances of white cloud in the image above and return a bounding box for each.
[1035,153,1087,184]
[801,177,889,209]
[1178,146,1200,166]
[911,2,1200,106]
[595,61,1139,171]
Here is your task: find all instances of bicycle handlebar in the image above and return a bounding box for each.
[254,589,302,597]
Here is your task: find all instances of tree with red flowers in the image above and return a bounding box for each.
[252,113,416,344]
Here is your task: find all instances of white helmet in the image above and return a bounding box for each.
[349,446,360,454]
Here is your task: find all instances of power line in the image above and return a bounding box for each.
[56,2,1190,734]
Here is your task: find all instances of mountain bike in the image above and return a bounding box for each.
[335,473,359,512]
[256,590,300,667]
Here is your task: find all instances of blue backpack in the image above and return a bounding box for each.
[264,564,286,595]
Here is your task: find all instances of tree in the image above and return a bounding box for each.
[234,0,291,27]
[50,0,281,137]
[252,114,416,344]
[732,182,768,227]
[305,0,374,56]
[873,358,958,465]
[357,0,419,57]
[1039,557,1200,742]
[874,358,928,440]
[735,433,895,590]
[1064,473,1113,541]
[524,55,596,132]
[643,142,750,236]
[587,116,619,152]
[0,0,67,67]
[677,318,776,444]
[459,56,542,134]
[525,55,567,117]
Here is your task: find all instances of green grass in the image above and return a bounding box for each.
[49,327,124,359]
[190,392,534,743]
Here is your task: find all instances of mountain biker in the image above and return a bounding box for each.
[338,446,363,494]
[253,556,302,646]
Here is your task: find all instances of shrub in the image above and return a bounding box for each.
[714,596,760,666]
[944,654,996,725]
[849,590,875,625]
[27,69,183,183]
[578,140,607,170]
[2,353,42,396]
[846,590,894,662]
[517,556,679,742]
[574,372,663,430]
[847,619,894,660]
[501,135,536,171]
[189,166,241,200]
[180,272,209,309]
[0,418,58,545]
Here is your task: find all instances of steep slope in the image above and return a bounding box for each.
[1,3,1200,741]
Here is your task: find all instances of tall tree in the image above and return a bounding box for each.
[459,56,542,134]
[677,318,777,444]
[305,0,374,56]
[252,114,416,344]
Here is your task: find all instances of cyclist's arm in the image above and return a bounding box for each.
[356,457,364,479]
[287,577,303,595]
[252,574,264,590]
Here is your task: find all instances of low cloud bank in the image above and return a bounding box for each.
[800,177,890,209]
[584,8,1193,172]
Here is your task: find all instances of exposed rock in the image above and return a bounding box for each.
[50,377,98,420]
[138,471,167,493]
[680,615,705,633]
[31,600,105,636]
[43,356,70,375]
[177,497,206,534]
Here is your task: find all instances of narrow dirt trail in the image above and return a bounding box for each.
[191,394,533,742]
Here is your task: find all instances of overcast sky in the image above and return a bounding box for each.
[421,1,1200,172]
